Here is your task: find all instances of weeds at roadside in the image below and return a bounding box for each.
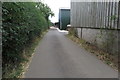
[3,30,48,78]
[66,34,118,71]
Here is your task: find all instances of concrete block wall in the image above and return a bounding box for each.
[77,28,119,55]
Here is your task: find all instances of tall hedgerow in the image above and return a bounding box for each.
[2,2,54,78]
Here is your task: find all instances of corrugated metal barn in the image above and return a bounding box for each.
[59,8,70,30]
[70,0,120,55]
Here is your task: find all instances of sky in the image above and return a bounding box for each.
[42,0,71,23]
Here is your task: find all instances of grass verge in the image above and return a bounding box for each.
[3,30,48,78]
[20,30,48,78]
[66,34,118,71]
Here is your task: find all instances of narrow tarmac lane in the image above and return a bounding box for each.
[25,29,118,78]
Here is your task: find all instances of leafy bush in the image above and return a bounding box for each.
[2,2,54,78]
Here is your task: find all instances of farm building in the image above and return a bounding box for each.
[70,0,120,55]
[59,8,70,30]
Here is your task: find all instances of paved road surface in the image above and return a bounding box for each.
[25,29,118,78]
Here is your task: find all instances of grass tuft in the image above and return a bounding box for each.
[66,33,118,71]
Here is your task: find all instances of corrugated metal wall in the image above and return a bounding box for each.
[59,9,70,30]
[71,1,120,29]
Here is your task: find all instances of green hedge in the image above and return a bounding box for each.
[2,2,54,78]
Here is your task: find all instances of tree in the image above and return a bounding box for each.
[36,2,54,28]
